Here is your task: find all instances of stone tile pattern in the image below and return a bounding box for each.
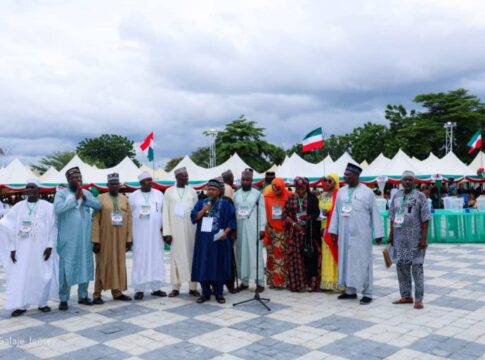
[0,245,483,359]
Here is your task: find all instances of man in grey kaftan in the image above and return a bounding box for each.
[329,163,383,304]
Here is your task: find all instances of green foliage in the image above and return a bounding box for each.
[76,134,140,168]
[31,151,75,174]
[190,147,210,168]
[215,116,286,172]
[164,156,184,172]
[347,123,395,163]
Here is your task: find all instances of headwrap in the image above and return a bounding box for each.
[26,178,40,187]
[401,170,415,179]
[268,178,291,198]
[65,166,81,179]
[327,173,340,190]
[207,179,221,189]
[345,163,363,175]
[107,173,119,182]
[174,167,187,176]
[293,176,307,188]
[138,171,152,182]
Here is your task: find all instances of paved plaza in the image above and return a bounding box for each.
[0,244,484,359]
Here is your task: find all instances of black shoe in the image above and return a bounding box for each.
[59,302,68,311]
[196,295,210,304]
[114,294,132,301]
[168,290,180,298]
[78,297,93,306]
[215,296,226,304]
[11,309,27,317]
[92,297,104,305]
[360,297,373,305]
[189,290,201,297]
[337,293,357,300]
[38,306,51,313]
[134,292,144,300]
[151,290,167,297]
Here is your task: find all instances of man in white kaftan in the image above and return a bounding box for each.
[162,167,200,297]
[233,170,266,292]
[329,163,383,305]
[130,172,166,300]
[0,179,59,317]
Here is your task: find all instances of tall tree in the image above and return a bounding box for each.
[190,146,211,168]
[76,134,140,168]
[348,123,395,163]
[164,156,184,172]
[215,115,285,172]
[31,151,76,174]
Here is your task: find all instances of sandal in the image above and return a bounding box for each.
[392,297,414,304]
[414,301,424,309]
[196,295,210,304]
[216,296,226,304]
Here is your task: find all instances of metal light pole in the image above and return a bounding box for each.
[205,129,219,168]
[444,122,457,154]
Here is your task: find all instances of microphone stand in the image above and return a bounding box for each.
[233,191,271,311]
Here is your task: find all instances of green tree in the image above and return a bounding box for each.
[164,156,183,172]
[348,123,395,163]
[190,147,211,168]
[385,89,485,160]
[31,150,76,174]
[76,134,140,168]
[215,116,286,172]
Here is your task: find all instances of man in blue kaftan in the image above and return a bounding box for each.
[54,167,101,310]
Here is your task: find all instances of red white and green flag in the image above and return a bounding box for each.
[140,132,154,161]
[302,127,324,152]
[467,130,482,154]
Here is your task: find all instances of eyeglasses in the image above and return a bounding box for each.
[324,179,333,183]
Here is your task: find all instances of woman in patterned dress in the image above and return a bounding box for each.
[263,178,292,289]
[283,177,321,292]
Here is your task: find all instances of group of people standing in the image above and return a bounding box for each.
[0,161,431,317]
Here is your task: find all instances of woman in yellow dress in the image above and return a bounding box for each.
[319,173,340,291]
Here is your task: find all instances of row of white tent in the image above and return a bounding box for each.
[0,150,484,189]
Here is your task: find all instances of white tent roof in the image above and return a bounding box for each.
[45,155,142,184]
[164,153,265,183]
[39,166,59,182]
[360,160,369,170]
[427,152,474,177]
[0,159,38,185]
[469,151,485,174]
[361,153,392,177]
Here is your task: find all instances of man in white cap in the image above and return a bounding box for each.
[129,172,166,300]
[0,179,59,317]
[163,167,200,297]
[329,163,383,305]
[91,173,132,303]
[388,170,431,310]
[55,167,101,310]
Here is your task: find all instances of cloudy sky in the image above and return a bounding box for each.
[1,0,485,168]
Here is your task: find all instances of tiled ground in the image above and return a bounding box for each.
[0,244,484,359]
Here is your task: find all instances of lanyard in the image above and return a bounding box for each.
[176,187,185,201]
[347,185,358,203]
[297,196,305,212]
[142,191,150,205]
[111,196,120,211]
[241,190,251,202]
[26,202,37,217]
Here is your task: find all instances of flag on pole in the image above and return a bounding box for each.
[467,130,482,154]
[140,132,154,161]
[302,127,324,152]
